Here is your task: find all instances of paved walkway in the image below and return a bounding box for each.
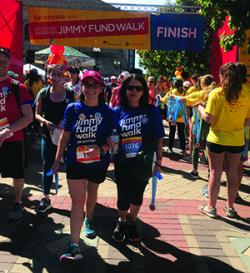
[0,135,249,273]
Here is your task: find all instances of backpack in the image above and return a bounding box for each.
[40,85,74,110]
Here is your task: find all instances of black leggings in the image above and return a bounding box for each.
[114,159,148,211]
[169,122,186,150]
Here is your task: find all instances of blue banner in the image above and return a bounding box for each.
[150,13,205,52]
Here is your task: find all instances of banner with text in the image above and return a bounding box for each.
[150,13,205,51]
[28,7,150,50]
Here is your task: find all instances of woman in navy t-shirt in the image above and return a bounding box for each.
[52,71,115,261]
[112,74,165,243]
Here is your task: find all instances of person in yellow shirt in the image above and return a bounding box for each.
[186,74,199,95]
[162,79,187,154]
[236,63,250,200]
[25,69,44,135]
[197,62,250,219]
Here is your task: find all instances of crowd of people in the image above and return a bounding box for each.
[0,46,249,261]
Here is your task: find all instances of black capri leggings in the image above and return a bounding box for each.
[114,159,148,211]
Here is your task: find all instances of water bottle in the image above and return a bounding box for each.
[111,129,119,154]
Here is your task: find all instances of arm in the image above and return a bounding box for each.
[153,138,163,174]
[9,103,33,133]
[52,130,71,173]
[197,104,213,123]
[35,92,55,131]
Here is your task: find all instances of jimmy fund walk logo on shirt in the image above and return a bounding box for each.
[120,114,148,158]
[75,112,103,140]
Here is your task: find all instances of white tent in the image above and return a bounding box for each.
[23,63,46,78]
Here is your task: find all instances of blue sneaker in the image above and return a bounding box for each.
[83,218,97,239]
[60,243,83,262]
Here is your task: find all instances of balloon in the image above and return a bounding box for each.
[47,45,66,65]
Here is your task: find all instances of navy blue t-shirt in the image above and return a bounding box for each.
[114,105,165,160]
[62,102,115,170]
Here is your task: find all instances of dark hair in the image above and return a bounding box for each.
[236,62,247,83]
[173,78,183,93]
[119,74,149,108]
[201,74,215,87]
[79,83,105,105]
[191,74,199,82]
[28,69,41,87]
[220,62,242,104]
[181,71,189,81]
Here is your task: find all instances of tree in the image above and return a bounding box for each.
[197,0,250,51]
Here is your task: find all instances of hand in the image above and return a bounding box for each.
[51,160,60,174]
[153,163,161,176]
[46,121,56,132]
[106,136,115,151]
[0,128,13,146]
[87,145,101,158]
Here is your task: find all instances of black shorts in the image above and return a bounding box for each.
[0,141,25,179]
[66,163,107,184]
[206,141,245,154]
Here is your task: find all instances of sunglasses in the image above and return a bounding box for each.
[83,82,100,89]
[127,85,144,92]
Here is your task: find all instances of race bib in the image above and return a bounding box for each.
[76,145,100,164]
[0,117,9,130]
[122,136,142,158]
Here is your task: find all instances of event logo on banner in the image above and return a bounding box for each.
[28,8,150,50]
[150,14,205,51]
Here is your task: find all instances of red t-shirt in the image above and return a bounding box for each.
[0,77,32,142]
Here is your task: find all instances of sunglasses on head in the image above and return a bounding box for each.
[127,85,144,92]
[83,82,100,89]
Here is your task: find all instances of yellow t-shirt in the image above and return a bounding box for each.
[205,86,250,146]
[186,85,199,95]
[166,89,185,123]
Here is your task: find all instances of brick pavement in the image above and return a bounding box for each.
[0,135,249,273]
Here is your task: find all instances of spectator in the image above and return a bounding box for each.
[105,75,117,104]
[109,71,130,108]
[65,67,81,101]
[0,47,33,220]
[198,62,250,218]
[35,64,74,213]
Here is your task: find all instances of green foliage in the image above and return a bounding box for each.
[197,0,250,51]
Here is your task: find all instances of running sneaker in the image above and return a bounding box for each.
[83,218,97,239]
[224,206,237,218]
[112,221,127,243]
[8,203,24,220]
[36,198,51,213]
[127,220,140,242]
[198,204,217,219]
[60,243,83,262]
[190,170,199,178]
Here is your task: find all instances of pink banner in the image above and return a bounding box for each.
[210,17,237,83]
[0,0,23,80]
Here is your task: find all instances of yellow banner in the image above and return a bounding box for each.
[28,7,150,50]
[238,30,250,80]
